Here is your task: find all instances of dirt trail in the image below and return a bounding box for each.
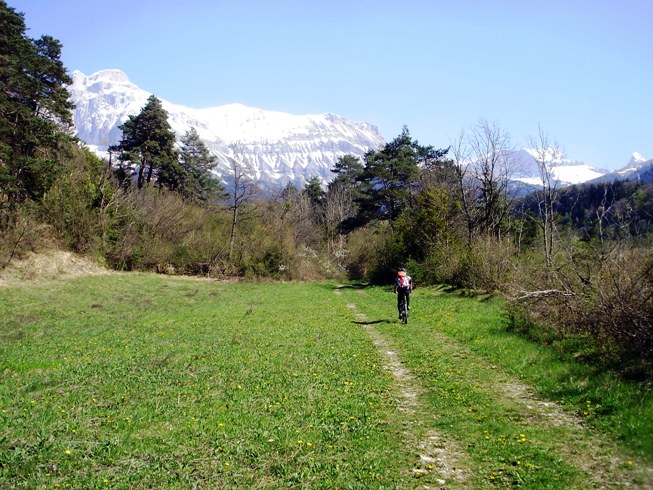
[335,287,653,489]
[336,289,468,488]
[426,327,653,489]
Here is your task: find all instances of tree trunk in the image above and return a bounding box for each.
[229,205,237,263]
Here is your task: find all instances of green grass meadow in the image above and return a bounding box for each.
[1,275,651,488]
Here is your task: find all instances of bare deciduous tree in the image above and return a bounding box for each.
[452,120,517,242]
[469,120,516,239]
[450,129,476,246]
[226,155,258,264]
[529,125,565,269]
[323,181,358,256]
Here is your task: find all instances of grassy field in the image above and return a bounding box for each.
[1,274,651,488]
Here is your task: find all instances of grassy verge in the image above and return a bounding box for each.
[0,276,410,488]
[344,284,652,487]
[1,276,651,488]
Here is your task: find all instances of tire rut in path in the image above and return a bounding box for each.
[339,294,468,488]
[337,289,653,489]
[426,320,653,489]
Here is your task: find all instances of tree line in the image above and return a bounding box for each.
[1,0,651,373]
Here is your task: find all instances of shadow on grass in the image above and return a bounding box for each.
[353,319,391,325]
[334,282,372,290]
[430,284,496,302]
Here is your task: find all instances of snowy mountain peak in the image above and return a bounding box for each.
[511,148,607,187]
[72,69,134,87]
[68,69,385,188]
[522,146,565,164]
[629,152,647,165]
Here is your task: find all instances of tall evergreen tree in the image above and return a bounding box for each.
[329,154,363,189]
[303,176,325,208]
[178,127,224,202]
[112,95,178,190]
[356,126,447,223]
[0,1,74,224]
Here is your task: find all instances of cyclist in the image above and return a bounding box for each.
[393,267,413,320]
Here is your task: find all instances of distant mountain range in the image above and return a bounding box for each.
[586,152,653,185]
[68,69,651,191]
[69,69,385,189]
[508,150,653,196]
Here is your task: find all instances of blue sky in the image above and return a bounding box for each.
[13,0,653,169]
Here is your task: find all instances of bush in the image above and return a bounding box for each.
[466,236,517,291]
[344,223,391,281]
[416,240,467,287]
[39,148,113,256]
[0,208,55,268]
[414,236,516,291]
[510,242,653,371]
[588,247,653,361]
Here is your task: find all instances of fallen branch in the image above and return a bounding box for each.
[1,221,28,270]
[513,289,576,301]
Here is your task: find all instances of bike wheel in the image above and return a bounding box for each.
[403,302,408,324]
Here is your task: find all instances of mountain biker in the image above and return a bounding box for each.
[393,267,413,320]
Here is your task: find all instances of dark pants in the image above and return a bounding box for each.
[397,289,410,313]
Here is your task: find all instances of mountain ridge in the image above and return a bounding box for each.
[69,69,648,190]
[69,69,386,188]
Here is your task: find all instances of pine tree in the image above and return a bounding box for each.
[0,1,74,224]
[178,127,225,202]
[354,127,449,225]
[329,154,363,189]
[356,127,421,222]
[113,95,178,190]
[303,176,325,208]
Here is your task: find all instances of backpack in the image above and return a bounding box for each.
[397,275,410,289]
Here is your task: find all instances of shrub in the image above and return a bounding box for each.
[0,208,55,268]
[415,236,516,291]
[409,242,460,286]
[39,148,113,255]
[588,247,653,362]
[510,242,653,371]
[344,224,390,281]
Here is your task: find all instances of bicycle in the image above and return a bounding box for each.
[398,296,409,324]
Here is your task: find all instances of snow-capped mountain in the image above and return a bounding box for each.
[510,148,608,187]
[70,69,648,192]
[588,152,653,184]
[69,69,385,188]
[501,149,653,196]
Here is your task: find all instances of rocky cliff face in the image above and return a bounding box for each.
[69,69,648,192]
[69,69,385,188]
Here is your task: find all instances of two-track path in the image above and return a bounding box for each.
[336,286,467,489]
[334,286,653,489]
